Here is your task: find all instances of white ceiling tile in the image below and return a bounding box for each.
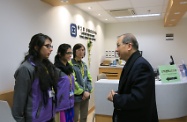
[102,20,117,23]
[98,0,132,10]
[138,16,162,21]
[117,17,139,22]
[134,6,163,15]
[75,2,103,11]
[98,17,117,23]
[74,0,185,24]
[89,10,110,16]
[130,0,164,7]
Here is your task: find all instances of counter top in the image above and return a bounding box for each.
[95,79,187,119]
[99,65,124,68]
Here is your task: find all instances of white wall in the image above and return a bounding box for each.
[105,19,187,69]
[0,0,105,108]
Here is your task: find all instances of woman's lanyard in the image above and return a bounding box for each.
[80,62,87,90]
[80,62,84,77]
[68,75,74,97]
[44,66,49,74]
[44,66,55,98]
[75,59,85,77]
[68,75,72,90]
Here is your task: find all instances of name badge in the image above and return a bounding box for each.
[48,90,55,98]
[69,91,74,97]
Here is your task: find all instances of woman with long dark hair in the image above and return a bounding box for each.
[12,33,58,122]
[54,43,74,122]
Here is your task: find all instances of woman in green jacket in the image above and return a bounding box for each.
[69,43,93,122]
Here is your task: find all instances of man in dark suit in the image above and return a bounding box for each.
[107,33,158,122]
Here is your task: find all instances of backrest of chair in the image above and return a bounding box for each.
[97,73,107,80]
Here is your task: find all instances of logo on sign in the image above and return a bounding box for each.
[70,23,77,37]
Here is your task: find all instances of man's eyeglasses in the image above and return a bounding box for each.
[117,42,129,47]
[43,44,53,49]
[66,52,73,55]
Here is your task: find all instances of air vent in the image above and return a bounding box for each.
[108,9,136,17]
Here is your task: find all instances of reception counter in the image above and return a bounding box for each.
[95,79,187,122]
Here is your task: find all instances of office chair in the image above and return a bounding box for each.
[97,73,107,80]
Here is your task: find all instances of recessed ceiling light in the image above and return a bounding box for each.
[98,14,101,16]
[88,7,92,10]
[115,14,160,18]
[174,12,180,14]
[180,1,187,4]
[105,19,108,20]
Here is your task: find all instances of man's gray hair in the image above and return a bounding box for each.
[118,33,139,50]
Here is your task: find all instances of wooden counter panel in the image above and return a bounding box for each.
[99,67,122,79]
[159,117,187,122]
[95,114,112,122]
[0,91,14,107]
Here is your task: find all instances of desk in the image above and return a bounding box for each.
[0,91,14,107]
[99,66,123,79]
[95,79,187,122]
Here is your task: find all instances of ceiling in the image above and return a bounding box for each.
[41,0,187,27]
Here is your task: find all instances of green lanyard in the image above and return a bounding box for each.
[79,62,86,89]
[80,63,84,77]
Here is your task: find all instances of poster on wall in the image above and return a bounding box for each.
[105,50,116,58]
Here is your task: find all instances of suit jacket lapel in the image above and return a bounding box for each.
[118,51,141,93]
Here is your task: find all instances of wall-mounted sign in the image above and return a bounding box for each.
[70,23,97,41]
[166,33,174,41]
[70,23,77,37]
[158,64,180,83]
[77,25,97,41]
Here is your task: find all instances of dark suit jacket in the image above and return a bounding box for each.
[113,52,158,122]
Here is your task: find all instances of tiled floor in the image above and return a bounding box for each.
[73,110,95,122]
